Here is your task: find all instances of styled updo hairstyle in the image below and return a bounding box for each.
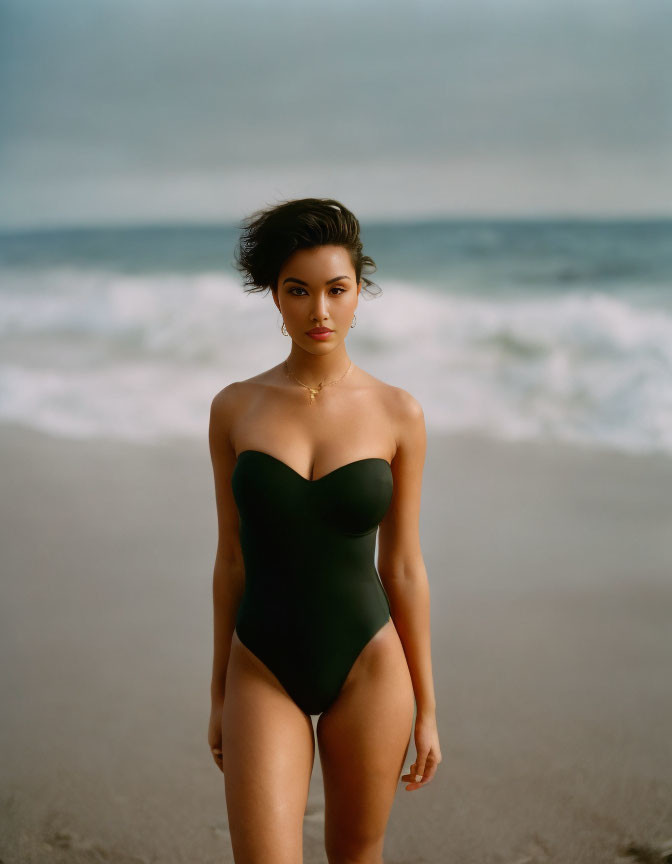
[233,197,381,298]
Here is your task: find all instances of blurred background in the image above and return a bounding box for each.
[1,0,671,451]
[2,2,671,863]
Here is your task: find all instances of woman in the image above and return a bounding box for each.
[207,197,441,863]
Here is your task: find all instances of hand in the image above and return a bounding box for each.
[208,698,225,773]
[401,712,442,791]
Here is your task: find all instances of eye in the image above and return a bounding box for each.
[288,286,346,296]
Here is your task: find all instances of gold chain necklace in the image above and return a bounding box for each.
[283,359,353,405]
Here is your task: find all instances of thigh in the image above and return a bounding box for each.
[315,619,415,862]
[222,629,316,864]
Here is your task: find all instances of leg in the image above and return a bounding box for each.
[221,629,316,864]
[316,619,415,864]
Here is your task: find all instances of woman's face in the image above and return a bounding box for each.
[273,245,360,351]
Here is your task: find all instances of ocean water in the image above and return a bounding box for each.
[1,218,671,455]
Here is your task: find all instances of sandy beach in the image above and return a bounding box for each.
[1,422,671,864]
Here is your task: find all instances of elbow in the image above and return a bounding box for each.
[378,554,427,586]
[213,554,245,602]
[214,539,244,574]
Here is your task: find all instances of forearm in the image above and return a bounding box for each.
[211,557,245,701]
[383,568,436,716]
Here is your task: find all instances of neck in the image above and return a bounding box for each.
[285,345,352,387]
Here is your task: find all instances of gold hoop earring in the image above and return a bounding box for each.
[350,313,357,329]
[281,320,289,336]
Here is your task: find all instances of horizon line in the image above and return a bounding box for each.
[2,211,672,237]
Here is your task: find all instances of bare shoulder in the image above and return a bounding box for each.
[217,365,283,405]
[210,366,278,419]
[209,367,282,451]
[355,368,425,463]
[390,387,425,459]
[359,368,419,410]
[388,384,424,424]
[209,380,249,457]
[210,380,243,425]
[363,374,424,445]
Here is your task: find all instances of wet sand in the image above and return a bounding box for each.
[1,423,671,863]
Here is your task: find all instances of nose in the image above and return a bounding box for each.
[311,294,329,321]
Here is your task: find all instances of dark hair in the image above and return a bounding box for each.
[233,197,381,298]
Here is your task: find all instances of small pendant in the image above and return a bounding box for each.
[308,382,322,404]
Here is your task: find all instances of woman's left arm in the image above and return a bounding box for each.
[377,389,442,791]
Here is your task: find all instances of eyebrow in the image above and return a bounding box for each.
[282,275,351,286]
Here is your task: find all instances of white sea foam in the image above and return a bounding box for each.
[2,265,672,453]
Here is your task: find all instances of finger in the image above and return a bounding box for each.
[402,754,439,789]
[400,772,424,786]
[401,769,422,780]
[414,751,429,781]
[401,761,422,783]
[418,762,438,784]
[404,773,431,790]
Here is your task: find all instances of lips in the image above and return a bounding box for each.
[307,328,333,334]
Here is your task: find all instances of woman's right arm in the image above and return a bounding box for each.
[208,384,245,704]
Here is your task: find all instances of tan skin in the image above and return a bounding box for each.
[208,244,441,864]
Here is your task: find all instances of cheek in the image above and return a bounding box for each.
[334,300,357,322]
[280,299,302,320]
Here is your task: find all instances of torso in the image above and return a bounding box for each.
[227,361,409,717]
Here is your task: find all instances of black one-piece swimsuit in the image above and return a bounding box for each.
[231,449,394,716]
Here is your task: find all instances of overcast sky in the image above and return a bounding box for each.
[1,0,670,229]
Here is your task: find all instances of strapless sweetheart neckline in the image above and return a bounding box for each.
[235,448,391,484]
